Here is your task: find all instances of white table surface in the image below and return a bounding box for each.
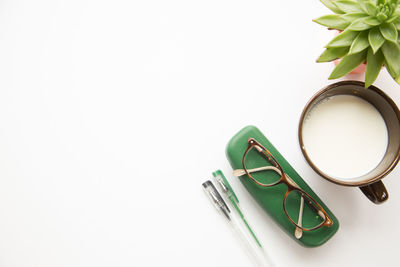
[0,1,400,266]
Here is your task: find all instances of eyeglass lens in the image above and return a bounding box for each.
[285,190,325,230]
[243,146,282,186]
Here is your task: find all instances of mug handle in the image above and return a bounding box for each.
[359,180,389,204]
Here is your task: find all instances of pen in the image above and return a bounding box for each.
[203,179,274,267]
[212,170,263,247]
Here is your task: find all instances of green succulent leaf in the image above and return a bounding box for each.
[329,50,367,79]
[314,14,351,29]
[349,31,370,54]
[364,1,378,16]
[365,48,384,87]
[348,18,375,30]
[377,13,388,21]
[334,0,365,13]
[391,0,399,5]
[342,12,370,22]
[326,30,359,47]
[357,0,368,12]
[386,59,396,76]
[379,22,399,42]
[321,0,346,13]
[381,41,400,78]
[363,16,382,26]
[369,27,386,53]
[393,17,400,29]
[385,59,400,84]
[317,47,350,62]
[387,14,399,23]
[391,1,399,11]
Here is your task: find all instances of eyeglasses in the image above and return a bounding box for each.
[234,138,333,236]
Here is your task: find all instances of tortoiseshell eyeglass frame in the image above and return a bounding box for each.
[242,138,333,231]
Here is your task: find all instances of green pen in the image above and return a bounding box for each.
[212,170,274,267]
[212,170,262,247]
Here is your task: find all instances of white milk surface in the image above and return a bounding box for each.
[302,95,388,180]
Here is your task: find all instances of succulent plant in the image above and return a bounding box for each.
[314,0,400,87]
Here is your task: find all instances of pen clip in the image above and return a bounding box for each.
[212,170,239,203]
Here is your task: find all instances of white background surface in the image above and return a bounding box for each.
[0,0,399,266]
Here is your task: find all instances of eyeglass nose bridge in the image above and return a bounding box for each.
[283,174,301,190]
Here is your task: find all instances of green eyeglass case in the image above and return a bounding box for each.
[226,125,339,247]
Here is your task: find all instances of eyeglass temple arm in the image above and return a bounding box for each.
[295,196,304,239]
[233,166,281,177]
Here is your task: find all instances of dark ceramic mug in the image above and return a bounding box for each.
[298,81,400,204]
